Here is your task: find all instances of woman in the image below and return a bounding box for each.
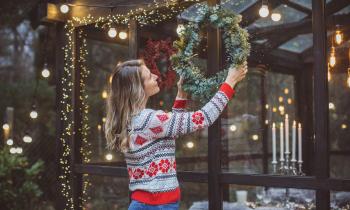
[105,59,247,210]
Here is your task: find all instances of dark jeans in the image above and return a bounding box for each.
[128,200,180,210]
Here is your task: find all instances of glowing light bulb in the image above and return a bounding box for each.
[329,54,336,67]
[278,96,283,102]
[16,147,23,154]
[102,90,108,99]
[287,98,292,104]
[252,134,259,141]
[6,139,13,145]
[30,110,38,119]
[2,123,9,130]
[108,27,117,38]
[41,64,50,78]
[10,147,16,154]
[329,102,335,110]
[176,24,185,35]
[335,30,342,45]
[118,31,127,40]
[186,141,194,149]
[259,5,269,18]
[284,88,289,94]
[271,12,281,21]
[60,4,69,14]
[230,125,237,132]
[341,124,347,129]
[105,153,113,161]
[23,135,32,143]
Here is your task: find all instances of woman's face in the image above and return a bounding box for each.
[141,65,160,97]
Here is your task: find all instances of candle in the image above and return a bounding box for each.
[285,114,289,154]
[280,122,284,161]
[298,123,302,162]
[292,121,296,161]
[272,123,277,163]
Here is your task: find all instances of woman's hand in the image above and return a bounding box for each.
[225,62,248,88]
[176,76,189,99]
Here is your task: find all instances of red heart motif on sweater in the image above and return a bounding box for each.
[150,126,163,134]
[156,114,169,122]
[135,135,147,145]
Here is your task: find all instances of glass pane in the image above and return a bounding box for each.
[178,0,258,22]
[279,33,313,53]
[335,5,350,15]
[222,0,258,14]
[222,70,264,174]
[327,0,350,178]
[331,191,350,210]
[225,185,316,209]
[290,0,332,9]
[249,4,307,28]
[180,182,208,209]
[83,175,129,210]
[84,39,129,164]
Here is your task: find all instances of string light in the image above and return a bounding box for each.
[118,31,127,39]
[23,134,32,143]
[176,24,185,35]
[41,63,50,78]
[287,98,292,104]
[60,4,70,14]
[328,62,332,82]
[186,141,194,149]
[347,68,350,88]
[6,139,13,146]
[252,134,259,141]
[259,0,269,18]
[329,102,335,110]
[271,12,281,22]
[102,90,108,98]
[284,88,289,94]
[335,25,343,45]
[230,124,237,132]
[10,147,16,154]
[108,27,117,38]
[105,153,113,161]
[30,105,38,119]
[329,46,336,67]
[2,123,9,130]
[278,96,283,102]
[341,124,347,129]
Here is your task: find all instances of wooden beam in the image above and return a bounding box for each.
[128,19,139,59]
[207,0,223,209]
[281,0,311,15]
[312,0,330,209]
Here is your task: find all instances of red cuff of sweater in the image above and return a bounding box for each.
[173,99,187,109]
[131,187,181,205]
[219,83,235,100]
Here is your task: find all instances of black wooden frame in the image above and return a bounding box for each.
[53,0,350,210]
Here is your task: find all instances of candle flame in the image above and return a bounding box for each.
[280,122,283,127]
[286,114,289,119]
[293,121,296,126]
[272,123,275,128]
[298,123,301,128]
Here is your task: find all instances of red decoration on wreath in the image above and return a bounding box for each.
[139,38,177,89]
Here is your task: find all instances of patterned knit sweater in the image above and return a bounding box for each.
[124,83,235,204]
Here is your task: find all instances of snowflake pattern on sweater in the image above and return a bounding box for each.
[124,83,234,193]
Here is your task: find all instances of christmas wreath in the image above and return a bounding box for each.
[140,38,177,89]
[171,4,250,102]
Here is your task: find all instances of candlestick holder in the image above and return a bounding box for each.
[298,160,305,176]
[284,152,292,175]
[291,159,298,175]
[278,159,285,174]
[272,160,278,174]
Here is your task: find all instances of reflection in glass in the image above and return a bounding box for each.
[84,39,129,164]
[83,175,129,210]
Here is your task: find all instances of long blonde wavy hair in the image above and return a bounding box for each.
[104,59,147,152]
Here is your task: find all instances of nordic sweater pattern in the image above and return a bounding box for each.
[124,84,234,193]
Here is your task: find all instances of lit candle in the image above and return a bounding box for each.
[272,123,277,163]
[280,122,284,161]
[298,123,302,162]
[285,114,289,154]
[292,121,296,161]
